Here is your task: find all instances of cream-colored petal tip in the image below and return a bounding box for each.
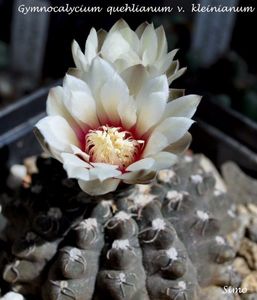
[78,178,120,196]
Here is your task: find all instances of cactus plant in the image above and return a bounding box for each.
[0,154,241,300]
[0,19,245,300]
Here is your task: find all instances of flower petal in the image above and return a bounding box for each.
[136,75,169,135]
[150,151,178,170]
[155,26,168,60]
[78,178,120,196]
[62,74,99,129]
[61,153,91,181]
[33,127,52,157]
[162,95,201,119]
[63,74,92,94]
[136,92,167,136]
[101,31,139,68]
[34,116,79,161]
[117,96,137,129]
[108,19,139,54]
[47,86,76,128]
[110,57,133,74]
[120,64,148,96]
[119,170,156,184]
[85,28,98,64]
[126,157,155,171]
[154,49,178,75]
[140,24,158,65]
[62,153,121,183]
[97,29,107,49]
[109,19,130,33]
[100,73,129,124]
[67,90,99,128]
[142,131,168,158]
[168,66,187,85]
[143,117,194,156]
[84,58,118,123]
[90,163,121,182]
[72,40,88,71]
[135,22,148,38]
[85,57,116,92]
[71,145,90,161]
[91,162,119,169]
[136,75,169,107]
[89,166,121,182]
[119,26,140,52]
[164,132,192,154]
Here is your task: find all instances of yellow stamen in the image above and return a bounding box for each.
[85,126,143,168]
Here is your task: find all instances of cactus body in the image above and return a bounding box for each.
[0,155,240,299]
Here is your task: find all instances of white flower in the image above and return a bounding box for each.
[71,19,185,85]
[35,57,200,196]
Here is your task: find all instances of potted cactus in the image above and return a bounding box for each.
[0,19,250,300]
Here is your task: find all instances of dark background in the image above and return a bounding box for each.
[0,0,256,83]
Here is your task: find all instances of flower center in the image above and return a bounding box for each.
[85,125,143,169]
